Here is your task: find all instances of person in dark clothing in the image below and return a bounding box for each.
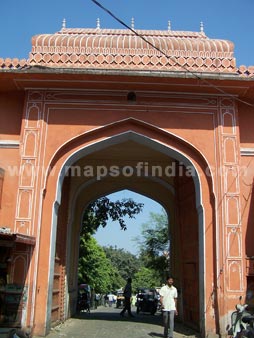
[120,277,134,317]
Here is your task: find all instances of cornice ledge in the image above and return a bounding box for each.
[240,148,254,156]
[0,140,20,148]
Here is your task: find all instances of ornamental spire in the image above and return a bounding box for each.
[200,21,204,34]
[96,18,100,29]
[62,18,66,30]
[131,17,135,30]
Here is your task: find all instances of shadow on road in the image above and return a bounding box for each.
[74,307,200,337]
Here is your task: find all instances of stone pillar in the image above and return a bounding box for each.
[218,98,244,332]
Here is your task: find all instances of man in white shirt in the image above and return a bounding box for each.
[159,276,178,338]
[107,293,115,307]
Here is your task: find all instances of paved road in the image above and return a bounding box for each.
[34,306,200,338]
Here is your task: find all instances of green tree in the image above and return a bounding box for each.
[103,245,142,282]
[135,211,169,283]
[78,197,144,291]
[132,267,161,291]
[81,197,144,239]
[78,236,114,293]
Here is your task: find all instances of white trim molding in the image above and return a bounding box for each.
[0,140,20,148]
[240,148,254,156]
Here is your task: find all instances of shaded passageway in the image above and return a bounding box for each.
[33,306,200,338]
[53,133,204,333]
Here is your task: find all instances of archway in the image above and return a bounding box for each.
[35,126,215,336]
[53,136,205,328]
[82,190,169,311]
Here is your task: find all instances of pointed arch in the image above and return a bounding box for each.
[39,117,216,336]
[45,117,215,204]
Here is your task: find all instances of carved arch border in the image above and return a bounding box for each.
[42,117,216,336]
[45,117,214,199]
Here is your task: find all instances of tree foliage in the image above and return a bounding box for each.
[81,197,144,239]
[78,236,115,293]
[135,211,170,283]
[132,267,161,291]
[78,197,144,291]
[103,245,142,282]
[78,196,170,293]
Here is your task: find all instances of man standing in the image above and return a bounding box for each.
[120,277,134,317]
[159,276,178,338]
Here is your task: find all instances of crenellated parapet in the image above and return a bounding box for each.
[27,28,236,73]
[0,57,28,69]
[237,65,254,77]
[0,27,253,76]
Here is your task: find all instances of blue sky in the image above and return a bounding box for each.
[1,0,253,253]
[0,0,254,66]
[94,190,164,255]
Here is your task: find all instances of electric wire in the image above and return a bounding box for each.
[91,0,254,108]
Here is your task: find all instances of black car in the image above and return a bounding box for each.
[136,287,159,315]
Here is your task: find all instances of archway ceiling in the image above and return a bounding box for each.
[69,140,176,211]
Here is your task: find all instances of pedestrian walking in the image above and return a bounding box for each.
[120,277,134,317]
[107,293,114,307]
[159,276,178,338]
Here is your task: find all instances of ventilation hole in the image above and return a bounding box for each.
[127,92,136,102]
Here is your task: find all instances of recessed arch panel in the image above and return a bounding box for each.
[55,131,206,210]
[43,119,215,335]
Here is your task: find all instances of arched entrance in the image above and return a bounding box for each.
[34,124,215,336]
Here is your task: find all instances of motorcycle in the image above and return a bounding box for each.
[229,296,254,338]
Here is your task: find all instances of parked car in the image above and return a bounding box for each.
[136,287,159,315]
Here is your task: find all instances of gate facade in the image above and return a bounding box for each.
[0,25,254,337]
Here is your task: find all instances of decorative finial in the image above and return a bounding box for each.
[168,20,171,31]
[200,21,204,33]
[131,17,135,30]
[96,18,100,29]
[62,18,66,30]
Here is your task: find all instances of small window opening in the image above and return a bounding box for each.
[127,92,136,102]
